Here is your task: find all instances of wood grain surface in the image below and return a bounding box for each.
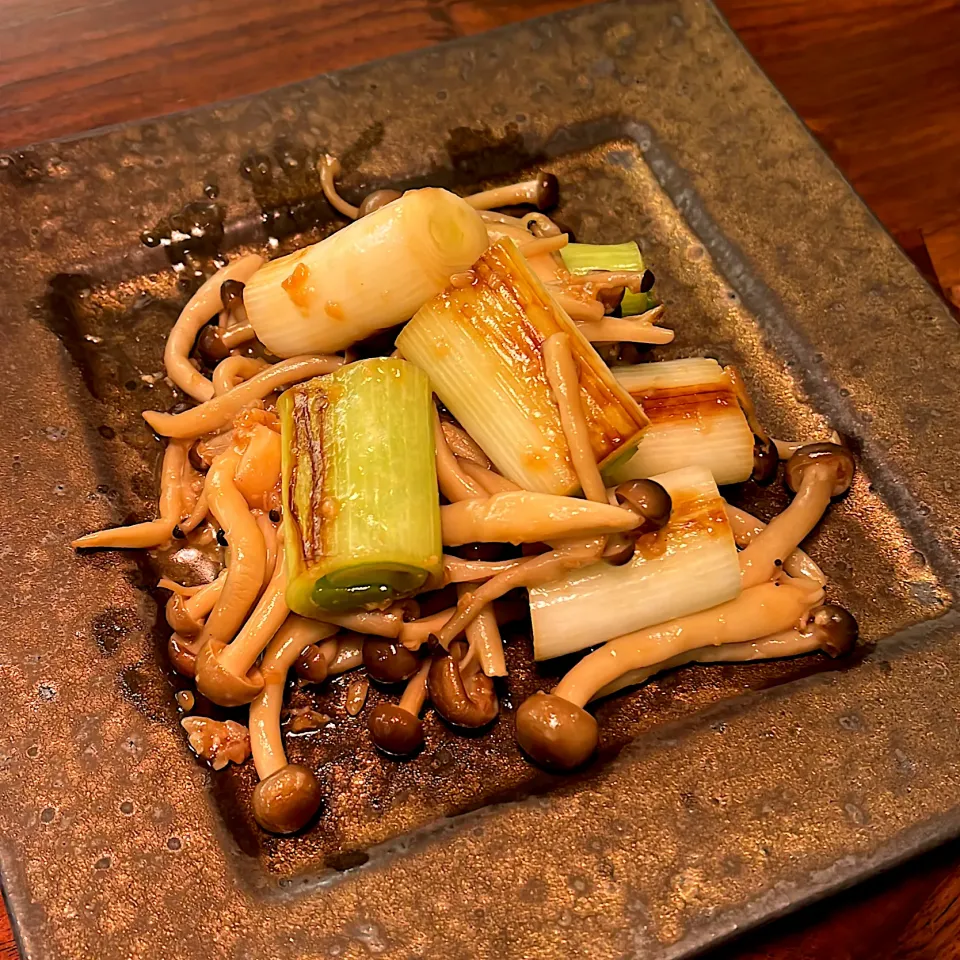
[1,0,958,957]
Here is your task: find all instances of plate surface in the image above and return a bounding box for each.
[2,1,960,957]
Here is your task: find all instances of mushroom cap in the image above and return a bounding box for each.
[427,653,498,729]
[165,593,202,639]
[196,324,230,365]
[368,702,424,757]
[751,436,779,486]
[294,644,329,684]
[535,172,560,211]
[785,442,855,497]
[359,189,402,217]
[363,639,420,685]
[195,639,263,707]
[167,634,198,679]
[809,603,858,657]
[614,479,673,534]
[219,278,245,312]
[515,692,598,771]
[252,764,323,834]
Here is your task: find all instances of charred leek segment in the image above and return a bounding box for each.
[397,238,648,495]
[529,465,740,660]
[608,359,754,486]
[279,358,442,615]
[558,241,656,317]
[244,189,488,358]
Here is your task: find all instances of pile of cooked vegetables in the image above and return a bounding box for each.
[75,159,857,834]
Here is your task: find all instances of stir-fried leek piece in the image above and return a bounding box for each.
[607,358,754,486]
[559,240,656,316]
[244,188,488,357]
[529,465,741,660]
[397,238,648,495]
[279,358,442,614]
[559,241,644,276]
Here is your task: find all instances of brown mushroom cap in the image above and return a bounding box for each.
[359,189,402,217]
[785,442,855,497]
[219,278,245,313]
[515,692,599,771]
[196,324,230,365]
[614,479,673,534]
[751,436,779,485]
[168,634,198,679]
[363,639,420,685]
[809,603,858,658]
[195,639,263,707]
[368,702,424,757]
[294,644,329,684]
[252,764,323,834]
[534,172,560,211]
[427,653,498,729]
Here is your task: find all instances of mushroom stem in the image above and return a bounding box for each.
[249,615,338,780]
[72,438,187,549]
[434,541,598,648]
[440,491,639,545]
[212,355,270,396]
[164,254,263,403]
[457,459,521,495]
[221,321,256,349]
[465,174,559,212]
[434,410,485,501]
[442,554,526,584]
[738,464,834,589]
[216,541,289,679]
[574,315,674,345]
[314,608,404,639]
[399,658,431,715]
[318,154,360,219]
[254,510,280,588]
[519,234,569,258]
[552,293,605,322]
[723,502,826,586]
[553,579,821,708]
[593,622,820,701]
[179,489,209,535]
[458,584,507,677]
[328,634,364,674]
[142,356,343,439]
[400,608,457,649]
[542,332,607,504]
[197,450,267,646]
[440,421,491,468]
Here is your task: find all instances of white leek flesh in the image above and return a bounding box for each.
[279,358,442,614]
[608,358,754,486]
[244,188,488,357]
[396,238,648,495]
[530,465,741,660]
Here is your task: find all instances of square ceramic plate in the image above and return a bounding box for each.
[2,1,960,957]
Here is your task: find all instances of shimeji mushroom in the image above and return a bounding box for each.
[195,538,288,707]
[464,173,560,212]
[248,615,335,833]
[738,442,855,589]
[515,578,823,771]
[591,603,858,700]
[427,641,498,729]
[368,659,432,756]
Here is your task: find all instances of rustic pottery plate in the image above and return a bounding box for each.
[2,1,959,957]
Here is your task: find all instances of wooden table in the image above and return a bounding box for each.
[1,1,958,957]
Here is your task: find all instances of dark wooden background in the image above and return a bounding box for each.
[1,0,959,957]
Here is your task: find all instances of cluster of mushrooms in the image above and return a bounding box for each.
[72,158,859,835]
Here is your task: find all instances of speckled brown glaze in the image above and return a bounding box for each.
[1,1,959,958]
